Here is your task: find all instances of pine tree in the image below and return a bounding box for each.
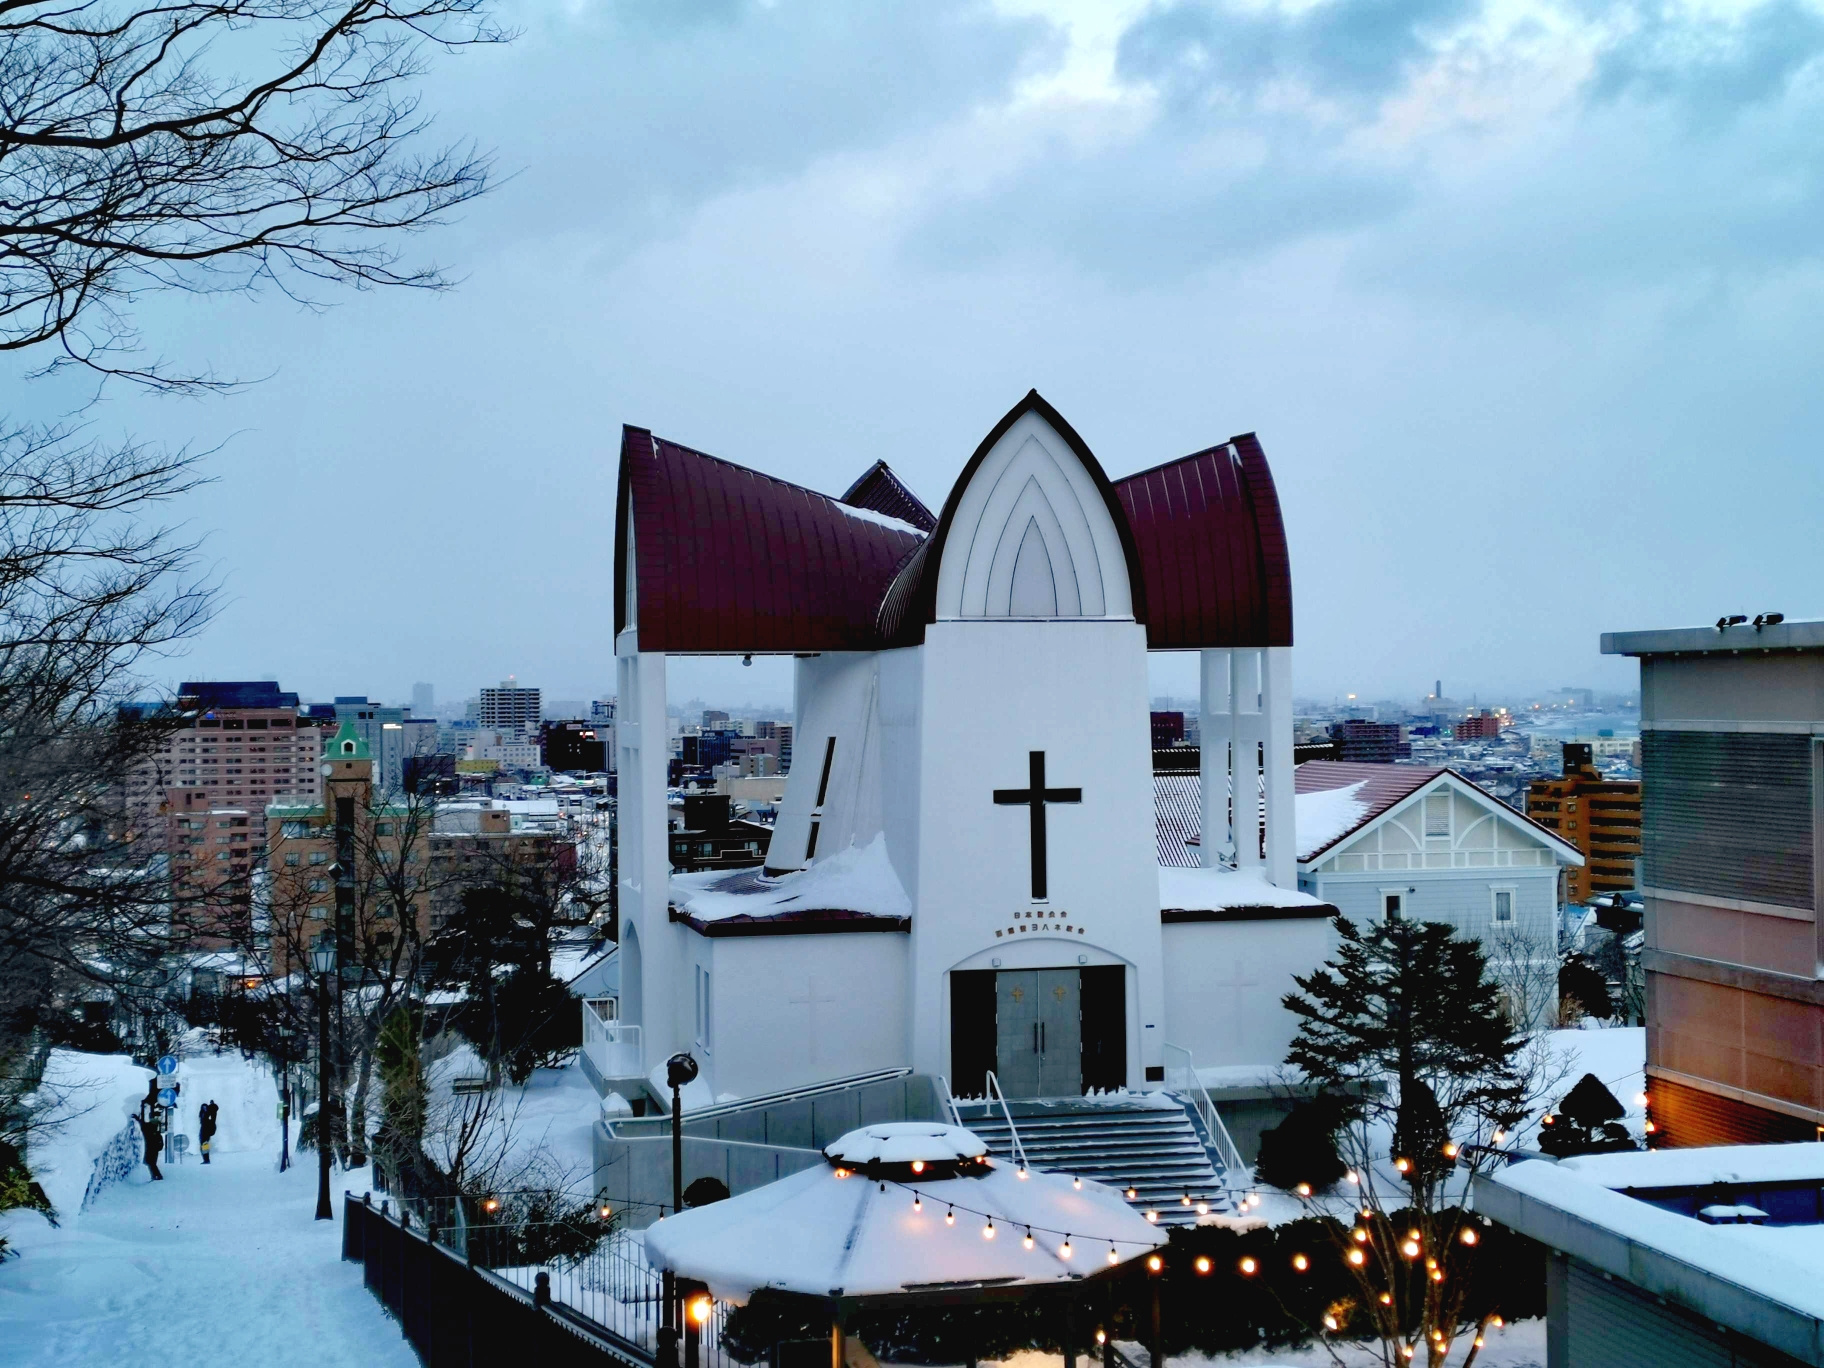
[1538,1073,1636,1159]
[1281,915,1535,1367]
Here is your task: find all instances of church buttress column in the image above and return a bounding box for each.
[1262,646,1296,888]
[1198,650,1232,869]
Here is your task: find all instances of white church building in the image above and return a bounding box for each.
[607,391,1336,1120]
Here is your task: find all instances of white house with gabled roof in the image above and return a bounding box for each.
[1293,761,1584,1017]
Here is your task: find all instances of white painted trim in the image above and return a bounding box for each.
[1641,887,1815,923]
[1378,887,1408,921]
[1297,769,1584,869]
[1490,884,1517,926]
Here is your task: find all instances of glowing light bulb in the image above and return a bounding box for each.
[1474,1337,1485,1349]
[1072,1176,1081,1190]
[1196,1202,1209,1215]
[599,1205,612,1220]
[834,1168,850,1179]
[689,1297,713,1325]
[1145,1210,1159,1224]
[1379,1293,1392,1306]
[1107,1246,1119,1265]
[1239,1257,1257,1275]
[1635,1092,1649,1106]
[1181,1194,1191,1206]
[1292,1254,1309,1272]
[1401,1241,1421,1259]
[1348,1249,1365,1266]
[1493,1129,1507,1144]
[1491,1317,1504,1328]
[1017,1166,1028,1180]
[1460,1227,1479,1246]
[1147,1254,1162,1272]
[1345,1170,1359,1185]
[1060,1238,1073,1259]
[983,1220,995,1240]
[1126,1187,1137,1199]
[1323,1316,1339,1332]
[1431,1269,1443,1282]
[1393,1157,1410,1173]
[913,1195,922,1212]
[1023,1229,1034,1250]
[1442,1143,1458,1158]
[945,1207,954,1226]
[911,1160,924,1174]
[1194,1256,1211,1275]
[1353,1228,1369,1243]
[1295,1183,1312,1197]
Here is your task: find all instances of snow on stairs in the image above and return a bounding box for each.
[953,1096,1232,1226]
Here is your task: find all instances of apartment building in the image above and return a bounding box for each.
[122,681,321,839]
[1602,618,1824,1146]
[1525,742,1642,904]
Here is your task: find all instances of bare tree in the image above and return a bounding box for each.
[1,0,502,386]
[1483,926,1561,1033]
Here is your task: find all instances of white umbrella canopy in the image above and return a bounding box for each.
[643,1122,1166,1305]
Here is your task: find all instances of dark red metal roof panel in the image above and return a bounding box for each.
[841,461,937,533]
[616,428,923,653]
[1115,435,1294,649]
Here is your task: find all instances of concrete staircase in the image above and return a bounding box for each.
[952,1095,1233,1225]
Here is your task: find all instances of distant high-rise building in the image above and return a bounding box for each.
[1525,743,1640,906]
[702,709,732,731]
[411,681,435,716]
[478,677,541,738]
[591,698,616,724]
[754,719,793,772]
[121,680,322,838]
[1150,711,1186,749]
[1453,711,1502,741]
[543,719,608,772]
[304,696,411,795]
[1329,718,1411,763]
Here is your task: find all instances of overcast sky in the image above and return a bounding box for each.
[25,0,1824,713]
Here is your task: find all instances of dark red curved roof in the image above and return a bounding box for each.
[614,426,922,653]
[841,461,936,533]
[1115,433,1293,649]
[613,405,1294,654]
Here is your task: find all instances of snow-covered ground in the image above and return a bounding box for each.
[1,1148,411,1367]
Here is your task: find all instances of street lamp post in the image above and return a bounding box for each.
[656,1051,699,1368]
[276,1021,295,1173]
[310,932,337,1221]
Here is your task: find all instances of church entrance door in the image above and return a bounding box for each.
[992,969,1081,1098]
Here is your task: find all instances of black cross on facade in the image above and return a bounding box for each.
[993,750,1082,900]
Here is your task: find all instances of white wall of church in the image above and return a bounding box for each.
[909,618,1161,1089]
[1160,919,1332,1069]
[767,653,885,873]
[696,932,909,1100]
[931,409,1133,621]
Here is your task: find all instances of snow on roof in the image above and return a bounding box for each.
[670,833,911,924]
[643,1151,1163,1303]
[1293,779,1371,860]
[832,498,927,538]
[1488,1148,1824,1323]
[824,1123,987,1166]
[1157,864,1331,916]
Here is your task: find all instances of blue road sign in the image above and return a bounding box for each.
[158,1087,178,1107]
[156,1054,178,1075]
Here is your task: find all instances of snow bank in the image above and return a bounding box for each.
[1158,865,1330,913]
[25,1051,155,1222]
[1562,1140,1824,1191]
[1293,780,1371,859]
[164,1051,281,1157]
[671,833,911,922]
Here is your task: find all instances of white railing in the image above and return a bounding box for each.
[582,1000,642,1079]
[936,1074,963,1126]
[1162,1042,1247,1179]
[982,1071,1031,1173]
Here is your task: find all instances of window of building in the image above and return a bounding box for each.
[1381,890,1404,921]
[694,965,712,1053]
[309,853,327,865]
[281,821,307,838]
[1492,888,1514,924]
[284,854,300,867]
[308,878,327,892]
[1424,792,1450,838]
[375,822,393,836]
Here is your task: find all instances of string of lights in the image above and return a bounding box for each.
[857,1170,1162,1264]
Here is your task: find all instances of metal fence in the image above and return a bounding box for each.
[344,1191,740,1368]
[81,1119,144,1212]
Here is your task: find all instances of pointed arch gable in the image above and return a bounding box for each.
[923,391,1145,624]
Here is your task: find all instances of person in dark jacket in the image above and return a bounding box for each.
[198,1100,219,1163]
[137,1093,164,1181]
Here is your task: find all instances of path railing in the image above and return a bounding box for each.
[82,1118,145,1211]
[983,1071,1032,1173]
[345,1191,741,1368]
[583,1003,643,1079]
[1161,1043,1247,1181]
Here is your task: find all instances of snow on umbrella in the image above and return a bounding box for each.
[643,1121,1166,1305]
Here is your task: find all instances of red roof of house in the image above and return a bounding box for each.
[615,394,1296,654]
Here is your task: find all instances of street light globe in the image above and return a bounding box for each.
[309,933,336,977]
[666,1052,700,1089]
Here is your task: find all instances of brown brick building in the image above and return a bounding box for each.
[1525,742,1641,905]
[1603,619,1824,1148]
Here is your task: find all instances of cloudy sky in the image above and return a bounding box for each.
[28,0,1824,712]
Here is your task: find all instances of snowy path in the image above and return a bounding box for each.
[0,1151,417,1368]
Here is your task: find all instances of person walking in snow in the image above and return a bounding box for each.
[137,1088,165,1181]
[198,1100,219,1164]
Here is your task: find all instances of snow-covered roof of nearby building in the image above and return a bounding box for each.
[825,1123,987,1166]
[1482,1144,1824,1339]
[669,834,912,935]
[1157,865,1332,921]
[643,1126,1164,1303]
[1293,760,1582,865]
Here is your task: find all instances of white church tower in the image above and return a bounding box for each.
[609,392,1325,1109]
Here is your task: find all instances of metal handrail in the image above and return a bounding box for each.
[935,1074,964,1127]
[642,1066,913,1123]
[982,1071,1031,1173]
[1161,1042,1246,1178]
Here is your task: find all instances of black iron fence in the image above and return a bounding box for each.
[343,1192,738,1368]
